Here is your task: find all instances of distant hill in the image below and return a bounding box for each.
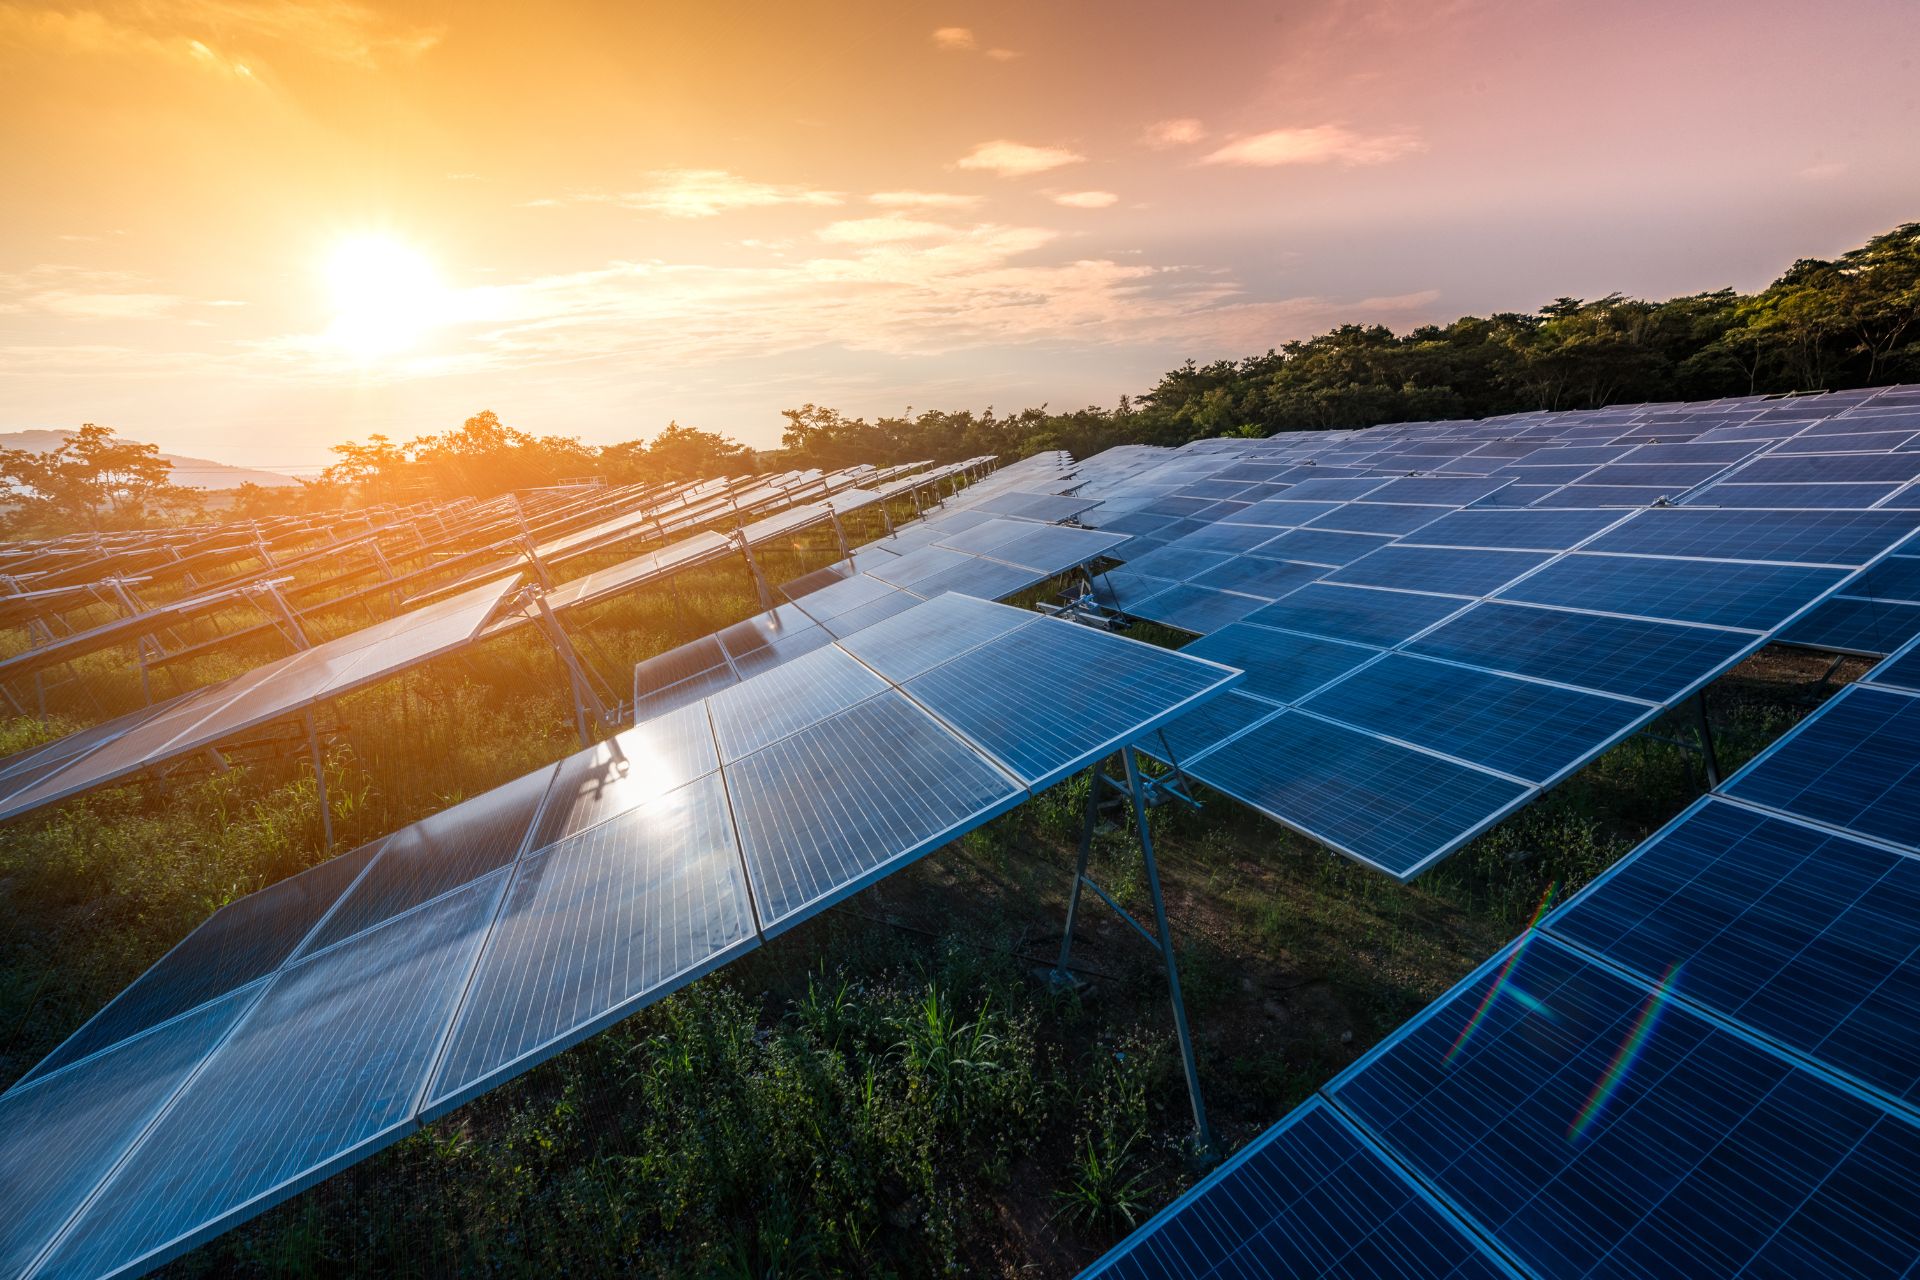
[0,430,301,489]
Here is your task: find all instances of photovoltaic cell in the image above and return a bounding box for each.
[1189,555,1326,600]
[1244,583,1466,649]
[723,690,1024,934]
[1305,503,1447,535]
[1779,595,1920,657]
[19,838,384,1085]
[1549,798,1920,1107]
[1080,1099,1518,1280]
[1300,654,1647,783]
[0,987,256,1280]
[1184,710,1530,878]
[1496,553,1847,631]
[1331,934,1920,1280]
[1139,690,1278,767]
[707,643,888,762]
[1127,583,1269,635]
[530,701,720,848]
[1723,684,1920,851]
[425,775,755,1114]
[834,590,1037,683]
[298,765,550,956]
[1181,623,1378,706]
[1403,508,1623,551]
[1248,528,1394,566]
[1326,546,1550,597]
[40,877,504,1280]
[1585,507,1920,565]
[902,616,1234,789]
[1408,603,1752,703]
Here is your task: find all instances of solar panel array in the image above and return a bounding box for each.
[1085,615,1920,1279]
[0,593,1238,1280]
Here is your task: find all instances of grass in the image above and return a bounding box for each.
[0,518,1872,1276]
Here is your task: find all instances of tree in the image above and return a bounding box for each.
[0,424,200,532]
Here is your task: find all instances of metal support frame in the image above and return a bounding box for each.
[257,580,310,651]
[1692,690,1722,787]
[737,532,776,614]
[525,588,612,747]
[1052,749,1214,1155]
[828,508,853,562]
[302,709,333,853]
[519,537,555,590]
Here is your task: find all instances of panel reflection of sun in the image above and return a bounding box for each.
[324,235,446,358]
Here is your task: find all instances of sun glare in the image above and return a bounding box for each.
[324,235,447,358]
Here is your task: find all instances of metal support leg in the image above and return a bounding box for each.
[529,590,608,747]
[828,509,852,562]
[879,501,895,539]
[738,535,775,614]
[1693,690,1721,788]
[303,710,333,853]
[1123,749,1214,1154]
[1053,766,1105,979]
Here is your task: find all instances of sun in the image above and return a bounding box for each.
[324,235,447,358]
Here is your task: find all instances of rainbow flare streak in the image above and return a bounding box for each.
[1444,883,1559,1065]
[1567,962,1684,1143]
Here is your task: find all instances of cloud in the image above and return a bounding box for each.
[1,0,442,72]
[0,266,185,320]
[985,47,1019,61]
[1201,125,1423,167]
[956,140,1084,177]
[1798,160,1848,181]
[931,26,976,50]
[1142,118,1205,148]
[1053,191,1118,209]
[816,216,957,245]
[610,170,844,218]
[869,191,981,208]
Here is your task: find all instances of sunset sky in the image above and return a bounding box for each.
[3,0,1917,472]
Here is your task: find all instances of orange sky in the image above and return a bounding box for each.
[3,0,1918,473]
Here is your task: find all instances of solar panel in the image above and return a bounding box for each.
[1549,797,1920,1107]
[1080,1099,1519,1280]
[1779,594,1920,656]
[833,590,1036,683]
[1329,934,1920,1280]
[1244,583,1467,648]
[1581,507,1920,565]
[1407,603,1752,703]
[1494,553,1848,631]
[1325,546,1551,597]
[1123,583,1268,634]
[1299,654,1647,784]
[707,644,888,763]
[1722,683,1920,853]
[1401,507,1624,550]
[1173,710,1530,879]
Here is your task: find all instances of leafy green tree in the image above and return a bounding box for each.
[0,424,200,532]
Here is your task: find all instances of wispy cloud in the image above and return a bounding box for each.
[816,216,957,245]
[0,266,185,320]
[869,190,981,208]
[1798,160,1848,181]
[1201,125,1423,167]
[589,170,845,218]
[956,140,1084,178]
[931,26,976,51]
[1,0,442,71]
[1142,118,1205,148]
[1053,191,1118,209]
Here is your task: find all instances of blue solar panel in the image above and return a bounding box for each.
[1139,689,1279,766]
[1080,1099,1519,1280]
[1112,544,1231,582]
[1270,476,1391,503]
[1225,499,1343,529]
[1404,508,1623,550]
[17,838,382,1086]
[891,555,1039,602]
[1873,636,1920,691]
[1549,797,1920,1108]
[299,765,550,955]
[1327,546,1550,598]
[1248,528,1393,566]
[1128,582,1269,634]
[723,691,1024,934]
[1182,622,1378,705]
[1737,453,1920,484]
[424,775,756,1116]
[1244,583,1468,648]
[1173,522,1288,555]
[1183,710,1530,878]
[1190,554,1326,600]
[40,876,505,1280]
[0,986,256,1280]
[1534,483,1672,507]
[1723,684,1920,851]
[1779,594,1920,656]
[1849,554,1920,602]
[1496,553,1847,631]
[1361,476,1513,506]
[1330,933,1920,1280]
[832,590,1036,683]
[1585,507,1920,565]
[1687,481,1904,509]
[532,702,720,848]
[1300,654,1647,783]
[815,585,923,639]
[901,616,1236,789]
[1306,502,1447,535]
[1408,602,1752,702]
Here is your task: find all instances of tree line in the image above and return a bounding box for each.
[3,221,1915,533]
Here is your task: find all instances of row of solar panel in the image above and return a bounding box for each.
[0,593,1239,1280]
[1086,648,1920,1278]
